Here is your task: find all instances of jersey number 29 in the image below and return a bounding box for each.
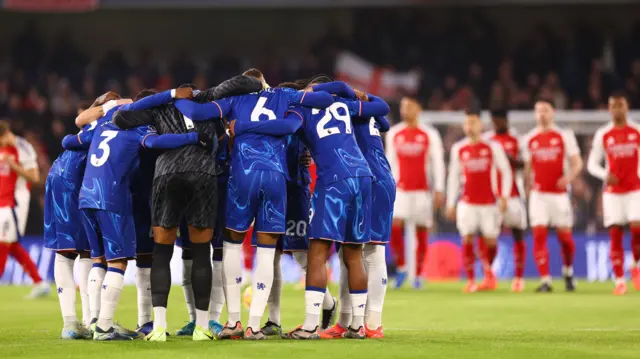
[90,130,118,167]
[313,102,351,139]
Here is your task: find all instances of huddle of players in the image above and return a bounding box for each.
[44,70,394,342]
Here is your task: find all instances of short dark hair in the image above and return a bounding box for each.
[0,120,11,136]
[243,68,264,80]
[179,83,197,90]
[609,90,628,100]
[535,97,555,108]
[490,109,507,118]
[134,89,158,102]
[465,109,481,117]
[308,74,333,85]
[277,79,309,90]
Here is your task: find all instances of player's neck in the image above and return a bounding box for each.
[404,118,419,128]
[538,123,554,132]
[612,118,627,128]
[467,135,481,143]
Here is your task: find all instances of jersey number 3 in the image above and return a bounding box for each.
[90,130,118,167]
[313,102,351,139]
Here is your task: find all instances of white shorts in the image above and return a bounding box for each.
[456,202,501,239]
[393,190,432,227]
[0,207,18,243]
[502,197,527,230]
[602,191,640,227]
[528,191,573,228]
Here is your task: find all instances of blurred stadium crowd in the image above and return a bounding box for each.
[1,8,639,235]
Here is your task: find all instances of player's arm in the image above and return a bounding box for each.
[233,112,303,137]
[445,144,461,220]
[310,81,356,99]
[292,89,334,109]
[194,75,263,102]
[562,130,584,186]
[61,130,94,150]
[75,99,132,128]
[138,126,199,150]
[118,88,191,112]
[2,160,39,185]
[385,126,399,179]
[358,95,391,117]
[174,98,231,122]
[587,130,607,181]
[428,127,446,208]
[374,116,391,132]
[492,143,513,198]
[113,108,155,129]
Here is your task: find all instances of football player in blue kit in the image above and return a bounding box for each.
[283,79,390,340]
[172,69,333,339]
[76,92,207,341]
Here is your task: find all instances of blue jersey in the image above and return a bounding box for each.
[291,98,373,184]
[214,87,305,174]
[49,120,104,184]
[352,116,394,183]
[79,120,158,215]
[285,132,310,186]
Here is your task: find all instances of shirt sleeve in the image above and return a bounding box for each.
[587,128,607,180]
[113,108,155,129]
[360,95,390,117]
[374,116,391,133]
[293,90,334,109]
[385,126,399,180]
[446,143,461,208]
[194,75,262,102]
[118,90,173,111]
[427,127,445,193]
[563,129,581,157]
[520,133,531,163]
[174,98,231,122]
[491,142,513,198]
[139,125,198,149]
[311,81,356,99]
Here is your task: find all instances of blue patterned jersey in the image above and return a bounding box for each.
[49,119,106,184]
[285,132,310,186]
[290,98,373,185]
[79,120,158,215]
[213,88,304,174]
[352,117,394,183]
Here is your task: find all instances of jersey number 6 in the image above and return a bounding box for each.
[90,130,118,167]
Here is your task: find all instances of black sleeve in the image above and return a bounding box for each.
[113,109,155,130]
[194,75,263,102]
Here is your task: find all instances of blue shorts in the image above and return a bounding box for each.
[309,177,372,244]
[212,175,229,249]
[370,179,396,244]
[43,175,89,252]
[132,194,154,255]
[226,169,286,235]
[175,217,190,248]
[283,182,311,251]
[82,209,136,261]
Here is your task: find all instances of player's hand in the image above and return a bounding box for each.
[498,198,507,213]
[174,87,194,99]
[0,153,16,165]
[300,150,312,168]
[116,99,133,106]
[556,176,571,190]
[445,206,456,221]
[605,173,619,185]
[433,191,445,210]
[354,89,369,101]
[94,91,120,106]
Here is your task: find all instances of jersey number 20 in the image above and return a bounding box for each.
[90,130,118,167]
[313,102,351,139]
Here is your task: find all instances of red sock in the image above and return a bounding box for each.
[630,226,640,263]
[513,240,526,278]
[390,224,405,270]
[476,236,488,266]
[486,245,497,267]
[243,227,255,271]
[462,241,475,281]
[556,230,576,267]
[416,228,428,276]
[0,243,10,278]
[609,226,625,279]
[9,243,41,283]
[532,226,550,277]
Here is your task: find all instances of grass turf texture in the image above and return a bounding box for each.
[1,281,638,359]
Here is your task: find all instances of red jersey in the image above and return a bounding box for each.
[522,126,580,194]
[587,122,640,193]
[484,129,520,197]
[446,138,512,206]
[0,137,38,207]
[386,122,444,192]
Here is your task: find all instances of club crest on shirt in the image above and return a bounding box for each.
[629,133,637,141]
[550,138,560,145]
[504,142,514,149]
[607,136,616,145]
[461,151,470,160]
[531,140,539,149]
[416,134,426,143]
[480,148,489,156]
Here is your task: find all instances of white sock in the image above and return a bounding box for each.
[135,267,152,326]
[248,246,276,330]
[541,275,552,284]
[196,309,209,329]
[563,266,574,277]
[88,264,106,321]
[153,307,167,330]
[350,291,367,329]
[364,245,387,329]
[292,251,307,271]
[303,288,325,331]
[209,260,225,322]
[223,241,243,324]
[54,254,77,326]
[77,258,92,327]
[267,250,282,325]
[322,287,335,310]
[182,259,196,322]
[97,268,125,330]
[338,252,351,328]
[616,277,626,286]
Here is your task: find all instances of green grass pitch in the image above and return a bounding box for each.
[1,281,639,359]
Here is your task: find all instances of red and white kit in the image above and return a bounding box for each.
[0,136,38,243]
[386,122,445,227]
[587,122,640,227]
[483,129,527,230]
[521,126,580,228]
[447,138,512,239]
